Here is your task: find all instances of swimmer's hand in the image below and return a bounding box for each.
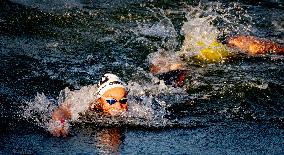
[49,104,72,137]
[48,119,69,137]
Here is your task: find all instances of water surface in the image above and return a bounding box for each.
[0,0,284,154]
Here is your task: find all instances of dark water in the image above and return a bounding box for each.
[1,0,284,154]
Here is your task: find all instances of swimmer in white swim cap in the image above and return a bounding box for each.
[94,73,128,114]
[49,73,128,137]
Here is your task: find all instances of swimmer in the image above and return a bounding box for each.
[49,73,128,137]
[149,35,284,86]
[148,50,188,87]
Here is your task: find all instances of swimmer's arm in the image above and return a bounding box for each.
[51,104,72,122]
[150,63,185,75]
[227,35,284,55]
[49,103,72,137]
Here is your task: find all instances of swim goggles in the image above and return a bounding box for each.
[101,96,128,105]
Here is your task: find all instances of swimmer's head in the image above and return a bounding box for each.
[95,74,128,115]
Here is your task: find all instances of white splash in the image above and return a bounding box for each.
[130,9,179,51]
[22,68,189,131]
[177,2,255,61]
[23,93,57,130]
[179,13,220,57]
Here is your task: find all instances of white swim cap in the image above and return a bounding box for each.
[95,73,127,98]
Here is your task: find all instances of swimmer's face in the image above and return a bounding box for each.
[98,87,128,115]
